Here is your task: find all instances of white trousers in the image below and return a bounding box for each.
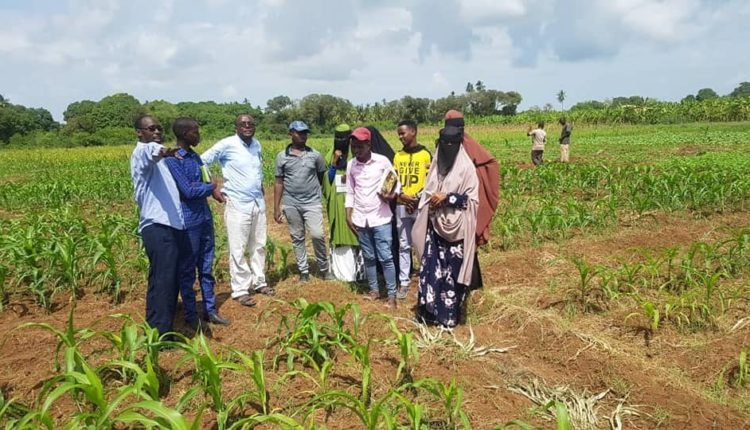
[224,201,267,298]
[560,144,570,162]
[331,245,358,282]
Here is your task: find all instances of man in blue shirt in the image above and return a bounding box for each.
[130,115,187,336]
[201,114,271,307]
[164,117,231,327]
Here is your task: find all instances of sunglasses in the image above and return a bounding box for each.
[139,125,163,132]
[237,122,256,128]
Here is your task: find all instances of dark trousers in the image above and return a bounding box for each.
[179,220,217,322]
[531,150,544,166]
[141,223,187,335]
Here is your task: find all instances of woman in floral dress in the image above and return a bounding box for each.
[411,126,479,327]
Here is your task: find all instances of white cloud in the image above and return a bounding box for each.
[0,0,746,120]
[459,0,527,22]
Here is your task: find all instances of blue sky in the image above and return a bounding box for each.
[1,0,747,120]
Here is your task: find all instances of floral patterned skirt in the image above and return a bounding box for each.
[416,222,466,328]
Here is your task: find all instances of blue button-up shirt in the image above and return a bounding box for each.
[164,148,214,229]
[201,134,265,213]
[130,141,185,233]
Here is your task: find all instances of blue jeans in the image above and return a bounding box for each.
[141,223,188,335]
[179,219,217,322]
[357,223,397,298]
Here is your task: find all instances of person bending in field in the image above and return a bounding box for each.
[412,126,479,328]
[164,117,231,329]
[393,119,431,299]
[201,114,272,308]
[527,121,546,167]
[129,115,187,336]
[558,117,573,163]
[345,127,400,309]
[273,120,332,282]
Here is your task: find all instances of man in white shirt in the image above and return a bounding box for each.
[201,114,271,307]
[527,121,546,167]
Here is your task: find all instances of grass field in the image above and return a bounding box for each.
[1,122,750,428]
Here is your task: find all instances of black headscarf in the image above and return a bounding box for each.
[366,126,395,162]
[437,126,463,177]
[332,129,351,170]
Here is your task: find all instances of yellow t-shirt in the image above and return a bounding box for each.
[393,145,432,199]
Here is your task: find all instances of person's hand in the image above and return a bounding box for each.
[429,192,447,209]
[400,193,417,212]
[378,191,396,203]
[332,149,343,164]
[161,147,182,159]
[211,189,225,203]
[274,208,284,224]
[346,214,358,234]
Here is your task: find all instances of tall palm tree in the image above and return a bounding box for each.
[557,90,566,111]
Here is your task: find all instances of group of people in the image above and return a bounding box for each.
[527,117,573,166]
[130,110,499,336]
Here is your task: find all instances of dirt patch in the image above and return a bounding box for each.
[2,206,750,428]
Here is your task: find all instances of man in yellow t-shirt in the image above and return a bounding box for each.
[393,120,432,299]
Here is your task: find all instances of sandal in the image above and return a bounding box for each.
[255,286,276,296]
[235,295,257,307]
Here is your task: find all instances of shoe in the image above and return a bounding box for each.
[396,285,409,300]
[208,313,231,326]
[300,273,310,282]
[187,319,206,332]
[321,270,335,281]
[364,290,381,301]
[234,295,257,307]
[385,297,397,309]
[256,286,276,296]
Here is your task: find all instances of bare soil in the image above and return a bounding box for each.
[2,204,750,429]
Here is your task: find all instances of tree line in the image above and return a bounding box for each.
[1,81,749,148]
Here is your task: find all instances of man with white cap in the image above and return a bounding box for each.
[273,120,331,281]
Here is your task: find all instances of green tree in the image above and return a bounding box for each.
[695,88,719,102]
[557,90,566,110]
[90,93,143,130]
[475,80,485,91]
[265,95,293,113]
[729,82,750,98]
[465,82,475,93]
[298,94,354,131]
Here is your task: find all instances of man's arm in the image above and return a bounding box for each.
[316,153,326,185]
[273,177,284,223]
[200,139,224,166]
[344,163,358,233]
[164,157,215,200]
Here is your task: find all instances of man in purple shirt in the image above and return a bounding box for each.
[345,127,400,309]
[164,118,231,328]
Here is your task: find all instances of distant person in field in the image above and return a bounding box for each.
[345,127,400,309]
[443,110,499,290]
[323,124,360,282]
[273,120,331,282]
[164,118,231,328]
[527,121,546,167]
[412,126,479,328]
[201,114,272,308]
[129,115,187,336]
[393,119,431,299]
[558,117,572,162]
